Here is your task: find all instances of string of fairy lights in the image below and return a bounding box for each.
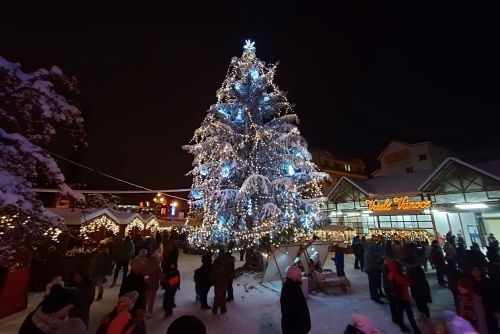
[184,40,328,250]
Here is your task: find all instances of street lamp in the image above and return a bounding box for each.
[153,193,167,216]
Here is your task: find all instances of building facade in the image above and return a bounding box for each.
[373,141,451,177]
[323,142,500,248]
[311,149,367,186]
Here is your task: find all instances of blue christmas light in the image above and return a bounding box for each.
[190,190,203,200]
[235,108,244,122]
[221,163,233,177]
[200,166,209,176]
[250,68,260,79]
[287,164,295,176]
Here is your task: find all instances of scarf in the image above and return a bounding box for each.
[31,307,64,334]
[461,294,477,328]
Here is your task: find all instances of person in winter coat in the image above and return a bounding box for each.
[457,278,489,334]
[406,254,432,318]
[111,235,135,287]
[469,266,499,334]
[226,251,236,302]
[96,290,146,334]
[19,284,86,334]
[163,263,181,318]
[280,266,311,334]
[364,244,384,304]
[430,240,447,286]
[67,272,95,327]
[195,253,213,309]
[210,251,234,314]
[120,249,148,316]
[145,244,163,318]
[352,236,365,270]
[90,245,111,301]
[387,257,422,334]
[332,244,345,277]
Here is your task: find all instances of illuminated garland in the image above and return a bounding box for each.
[125,217,145,235]
[313,229,357,242]
[80,215,119,239]
[145,217,159,233]
[368,228,432,243]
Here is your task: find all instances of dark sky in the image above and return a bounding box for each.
[1,3,499,197]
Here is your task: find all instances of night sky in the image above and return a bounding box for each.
[1,3,499,200]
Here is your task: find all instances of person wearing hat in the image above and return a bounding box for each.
[96,290,146,334]
[166,315,206,334]
[280,265,311,334]
[19,284,86,334]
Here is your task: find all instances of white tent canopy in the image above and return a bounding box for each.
[262,240,332,283]
[262,243,302,283]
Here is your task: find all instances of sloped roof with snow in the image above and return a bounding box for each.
[46,208,110,225]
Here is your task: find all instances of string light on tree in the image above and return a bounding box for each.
[183,40,329,250]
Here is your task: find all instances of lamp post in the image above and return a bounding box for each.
[153,193,167,217]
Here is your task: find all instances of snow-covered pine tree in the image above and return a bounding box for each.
[184,40,328,251]
[0,56,86,267]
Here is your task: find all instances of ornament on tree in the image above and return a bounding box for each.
[184,40,328,251]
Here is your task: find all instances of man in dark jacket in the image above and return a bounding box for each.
[111,235,135,287]
[364,244,384,304]
[280,265,311,334]
[210,250,234,314]
[194,253,213,309]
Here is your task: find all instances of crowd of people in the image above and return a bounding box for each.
[14,228,500,334]
[17,229,237,334]
[337,232,500,334]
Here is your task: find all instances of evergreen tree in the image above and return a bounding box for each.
[184,40,328,250]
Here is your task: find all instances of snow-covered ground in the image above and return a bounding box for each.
[0,252,455,333]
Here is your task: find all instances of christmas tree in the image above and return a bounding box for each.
[184,40,328,251]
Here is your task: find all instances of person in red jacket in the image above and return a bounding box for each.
[387,258,422,334]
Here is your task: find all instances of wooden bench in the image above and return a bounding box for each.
[312,271,351,295]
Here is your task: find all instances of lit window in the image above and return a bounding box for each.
[344,164,351,172]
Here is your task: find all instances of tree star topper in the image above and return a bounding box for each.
[243,39,256,53]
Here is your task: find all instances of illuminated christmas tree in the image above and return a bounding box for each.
[184,40,328,251]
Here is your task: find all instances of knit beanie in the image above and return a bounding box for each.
[167,315,206,334]
[286,265,302,281]
[118,290,139,309]
[352,314,375,334]
[42,284,74,314]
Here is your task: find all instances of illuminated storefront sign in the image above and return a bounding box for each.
[366,196,431,212]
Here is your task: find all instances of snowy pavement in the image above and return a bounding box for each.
[0,252,455,333]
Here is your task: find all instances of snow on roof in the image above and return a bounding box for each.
[46,208,110,225]
[350,170,433,197]
[376,140,431,161]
